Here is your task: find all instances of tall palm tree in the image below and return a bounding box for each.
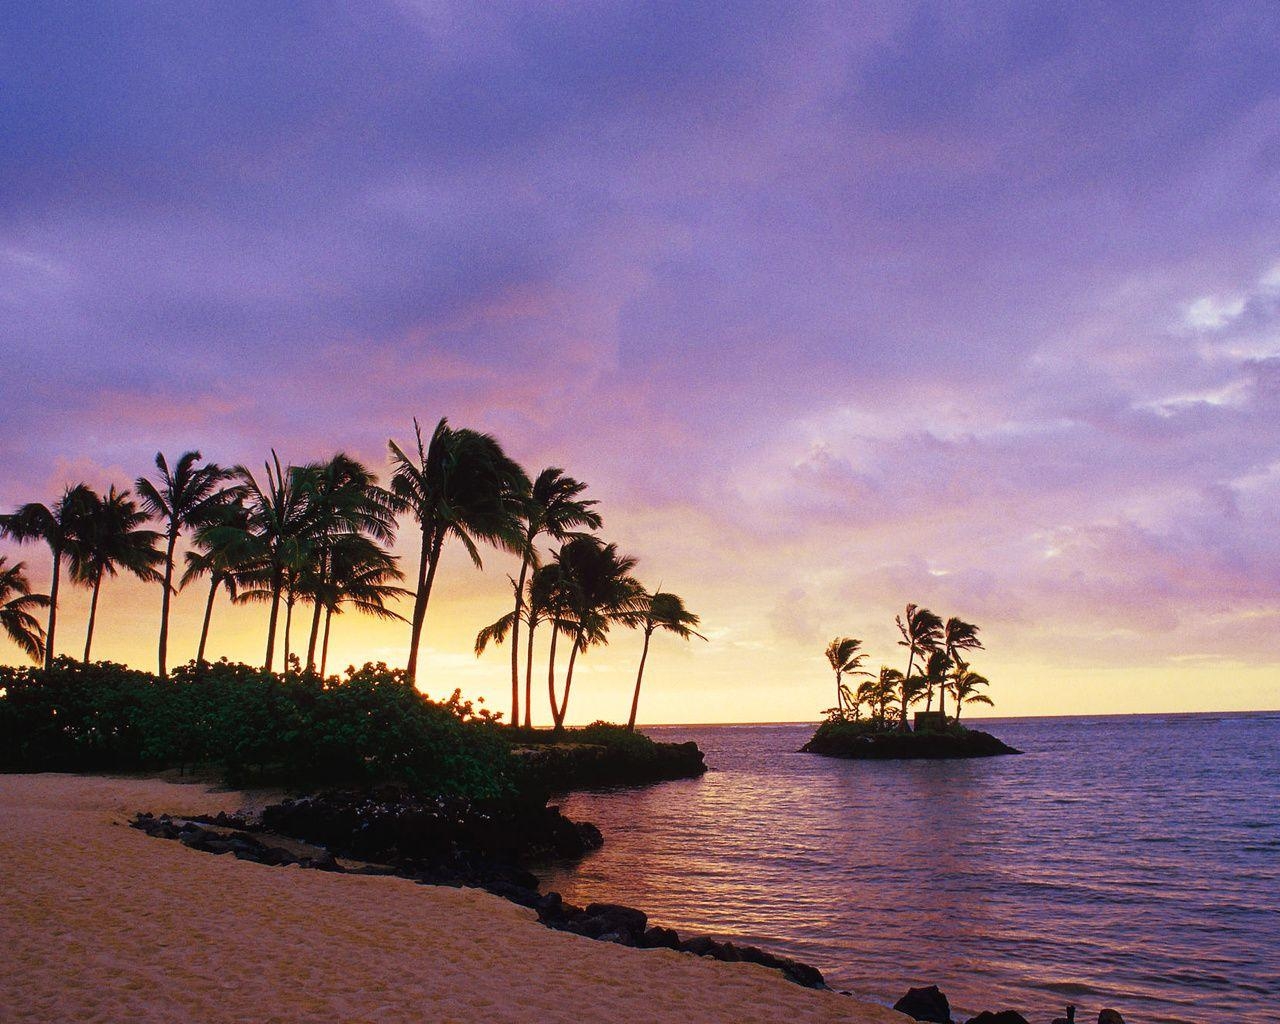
[0,484,97,670]
[314,534,410,677]
[547,537,644,733]
[224,452,316,672]
[295,454,398,672]
[506,468,601,727]
[71,487,163,661]
[951,669,994,719]
[180,498,253,665]
[627,590,704,731]
[0,557,49,664]
[136,451,229,676]
[388,418,528,684]
[825,636,869,718]
[895,603,943,730]
[918,648,953,716]
[939,617,983,718]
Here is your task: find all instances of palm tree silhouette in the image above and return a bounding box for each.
[389,418,528,685]
[72,486,163,661]
[0,484,96,669]
[939,617,983,718]
[918,648,953,717]
[825,636,869,718]
[136,451,229,676]
[895,603,943,730]
[546,537,644,732]
[627,591,704,730]
[0,557,49,663]
[951,669,994,719]
[313,534,409,677]
[180,498,253,666]
[507,468,601,727]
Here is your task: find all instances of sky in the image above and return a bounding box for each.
[2,2,1278,723]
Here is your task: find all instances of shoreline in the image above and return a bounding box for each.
[0,773,906,1024]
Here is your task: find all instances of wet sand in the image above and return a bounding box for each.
[0,774,906,1024]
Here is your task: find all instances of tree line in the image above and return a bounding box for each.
[0,418,704,731]
[825,603,994,728]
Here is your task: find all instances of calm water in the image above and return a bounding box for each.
[537,714,1280,1023]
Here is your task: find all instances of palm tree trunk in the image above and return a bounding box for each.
[938,675,948,720]
[196,576,218,665]
[283,595,294,671]
[547,622,561,730]
[306,552,327,671]
[320,605,333,677]
[44,544,61,671]
[900,646,916,731]
[835,669,843,716]
[406,527,442,685]
[157,529,177,678]
[264,571,283,672]
[557,629,583,730]
[627,628,653,731]
[83,570,102,663]
[509,551,530,728]
[523,617,537,729]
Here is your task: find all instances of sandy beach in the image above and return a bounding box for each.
[0,774,905,1024]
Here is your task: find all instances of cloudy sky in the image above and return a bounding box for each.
[3,2,1278,722]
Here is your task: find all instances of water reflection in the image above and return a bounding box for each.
[537,714,1280,1023]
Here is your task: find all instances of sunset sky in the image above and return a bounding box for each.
[2,3,1278,722]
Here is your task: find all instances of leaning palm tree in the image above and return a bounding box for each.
[547,537,644,732]
[180,498,254,665]
[313,534,410,677]
[895,603,943,730]
[869,667,904,727]
[918,648,953,716]
[951,669,994,719]
[939,617,983,718]
[0,484,97,669]
[388,418,529,684]
[506,468,601,727]
[0,557,49,664]
[825,636,869,718]
[627,590,704,730]
[71,486,163,661]
[136,451,229,676]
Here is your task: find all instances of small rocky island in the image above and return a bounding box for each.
[802,718,1021,760]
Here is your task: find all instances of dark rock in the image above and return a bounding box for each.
[965,1013,1029,1024]
[894,985,952,1023]
[680,935,719,957]
[640,926,682,950]
[584,903,647,936]
[804,726,1020,760]
[1098,1012,1124,1024]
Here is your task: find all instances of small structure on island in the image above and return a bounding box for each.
[913,710,947,733]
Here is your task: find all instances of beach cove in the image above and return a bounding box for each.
[0,773,906,1024]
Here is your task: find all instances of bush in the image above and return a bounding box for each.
[0,658,516,799]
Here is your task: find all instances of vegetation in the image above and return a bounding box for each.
[821,605,994,732]
[0,416,702,734]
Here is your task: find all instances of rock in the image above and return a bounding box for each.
[894,985,952,1023]
[679,935,719,957]
[583,903,647,936]
[639,926,681,950]
[965,1013,1029,1024]
[1098,1012,1124,1024]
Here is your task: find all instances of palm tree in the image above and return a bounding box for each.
[951,669,994,719]
[0,557,49,663]
[295,454,399,672]
[71,487,163,661]
[825,636,869,718]
[224,452,316,672]
[0,484,96,670]
[180,498,253,665]
[939,617,983,718]
[388,418,528,684]
[546,537,644,732]
[507,468,601,727]
[895,603,943,730]
[314,534,410,677]
[627,590,704,730]
[918,648,953,717]
[136,451,229,676]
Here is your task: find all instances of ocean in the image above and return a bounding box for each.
[536,714,1280,1023]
